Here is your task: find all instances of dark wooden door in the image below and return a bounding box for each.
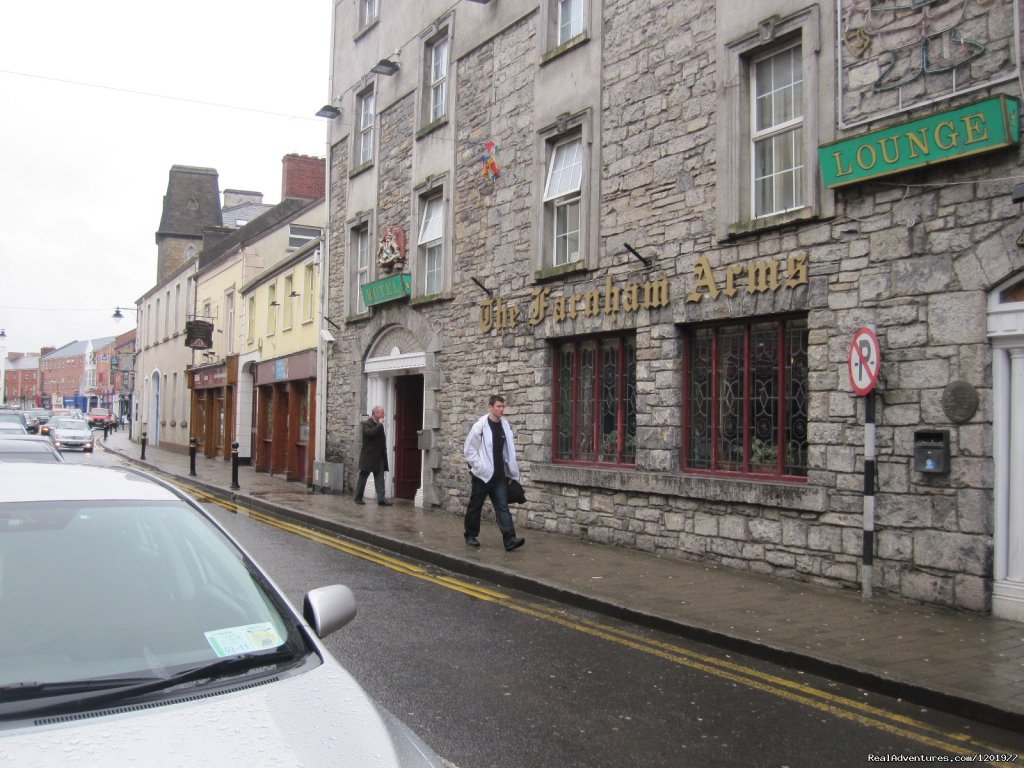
[393,375,423,499]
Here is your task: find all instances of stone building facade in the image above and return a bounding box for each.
[321,0,1024,619]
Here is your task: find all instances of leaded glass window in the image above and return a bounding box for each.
[683,316,808,478]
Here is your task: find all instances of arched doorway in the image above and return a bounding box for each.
[363,327,425,504]
[988,272,1024,621]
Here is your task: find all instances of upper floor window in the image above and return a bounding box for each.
[356,89,375,167]
[289,225,321,251]
[418,195,444,296]
[682,315,808,479]
[544,136,583,267]
[303,263,315,323]
[359,0,378,29]
[717,8,828,239]
[558,0,584,44]
[427,35,449,124]
[752,45,804,218]
[553,333,636,466]
[266,283,277,335]
[283,274,295,329]
[246,296,256,341]
[352,222,371,315]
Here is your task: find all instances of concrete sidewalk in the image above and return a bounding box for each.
[100,430,1024,730]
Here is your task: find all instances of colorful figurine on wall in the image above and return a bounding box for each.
[482,140,500,180]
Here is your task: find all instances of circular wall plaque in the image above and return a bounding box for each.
[941,380,978,424]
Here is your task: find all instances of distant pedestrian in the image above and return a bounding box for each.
[463,395,525,551]
[353,405,392,506]
[102,422,110,441]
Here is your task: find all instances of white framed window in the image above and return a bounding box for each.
[246,296,256,342]
[266,283,277,335]
[303,263,315,323]
[289,225,321,251]
[354,224,371,314]
[428,36,449,124]
[359,0,378,29]
[541,0,588,57]
[358,90,378,167]
[717,7,830,240]
[544,136,582,267]
[283,274,295,329]
[752,45,804,218]
[225,291,235,354]
[418,196,444,296]
[558,0,583,45]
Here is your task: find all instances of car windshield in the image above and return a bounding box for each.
[0,413,23,423]
[55,419,89,431]
[0,500,307,692]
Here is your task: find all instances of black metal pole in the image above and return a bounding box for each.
[862,391,876,598]
[189,437,197,477]
[140,432,147,461]
[230,442,240,490]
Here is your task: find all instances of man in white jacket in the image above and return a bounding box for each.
[463,395,525,551]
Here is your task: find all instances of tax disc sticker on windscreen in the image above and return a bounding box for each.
[205,622,283,657]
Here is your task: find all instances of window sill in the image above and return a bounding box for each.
[531,462,826,513]
[353,18,378,42]
[534,260,587,283]
[410,292,454,307]
[416,117,449,140]
[724,206,816,240]
[350,160,374,179]
[540,32,590,66]
[347,310,372,323]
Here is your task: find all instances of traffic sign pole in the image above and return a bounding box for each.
[848,326,881,599]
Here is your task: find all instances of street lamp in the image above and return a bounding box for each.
[112,306,139,322]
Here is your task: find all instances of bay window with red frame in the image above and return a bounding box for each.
[682,315,808,479]
[553,333,637,466]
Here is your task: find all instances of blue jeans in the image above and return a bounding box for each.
[354,468,385,502]
[464,474,516,544]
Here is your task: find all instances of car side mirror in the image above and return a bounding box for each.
[303,584,357,638]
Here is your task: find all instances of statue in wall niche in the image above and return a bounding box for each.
[376,225,407,273]
[842,0,985,92]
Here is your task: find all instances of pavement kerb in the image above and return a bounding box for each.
[104,442,1024,733]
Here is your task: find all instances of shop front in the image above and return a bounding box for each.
[253,350,316,485]
[188,357,237,460]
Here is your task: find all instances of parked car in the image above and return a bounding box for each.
[48,417,95,452]
[86,407,117,428]
[19,411,39,434]
[0,422,28,437]
[0,464,445,767]
[0,411,27,432]
[0,435,64,463]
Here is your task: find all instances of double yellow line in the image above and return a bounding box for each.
[186,483,1017,763]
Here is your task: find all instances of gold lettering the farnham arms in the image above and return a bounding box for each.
[686,253,808,303]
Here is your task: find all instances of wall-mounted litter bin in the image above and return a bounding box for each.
[913,430,950,475]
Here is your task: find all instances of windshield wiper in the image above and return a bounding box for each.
[0,677,160,702]
[0,649,302,720]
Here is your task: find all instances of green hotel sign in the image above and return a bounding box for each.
[361,273,411,307]
[819,96,1019,189]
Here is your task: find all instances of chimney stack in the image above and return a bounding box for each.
[281,154,326,200]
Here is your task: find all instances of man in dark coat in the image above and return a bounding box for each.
[353,405,392,505]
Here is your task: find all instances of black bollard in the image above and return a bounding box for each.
[140,432,147,461]
[189,437,197,477]
[230,442,240,490]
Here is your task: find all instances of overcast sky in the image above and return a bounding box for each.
[0,1,331,355]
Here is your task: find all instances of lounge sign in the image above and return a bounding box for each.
[361,274,412,307]
[819,96,1019,189]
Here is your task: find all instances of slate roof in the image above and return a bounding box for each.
[40,337,117,361]
[156,166,223,239]
[197,197,323,271]
[222,202,275,229]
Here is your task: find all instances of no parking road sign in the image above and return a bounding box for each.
[848,326,881,396]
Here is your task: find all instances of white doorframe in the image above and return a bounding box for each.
[988,276,1024,621]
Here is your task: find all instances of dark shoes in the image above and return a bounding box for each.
[465,536,480,548]
[353,498,365,505]
[504,537,525,552]
[378,499,393,506]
